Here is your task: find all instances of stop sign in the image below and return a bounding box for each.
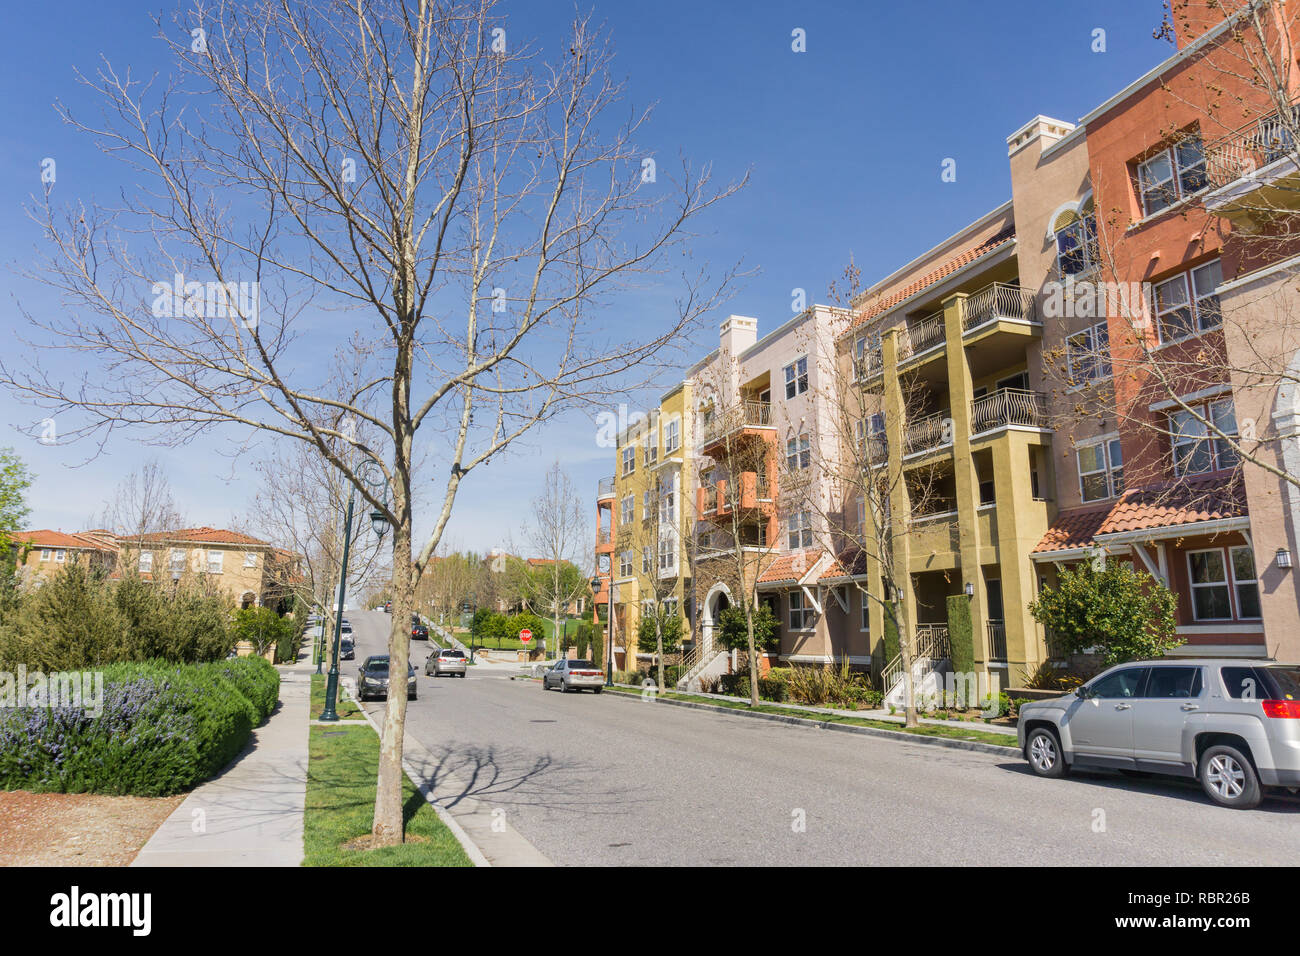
[519,629,532,644]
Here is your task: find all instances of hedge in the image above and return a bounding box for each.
[0,659,274,796]
[946,594,974,677]
[203,656,281,723]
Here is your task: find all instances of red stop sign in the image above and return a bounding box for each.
[519,629,532,643]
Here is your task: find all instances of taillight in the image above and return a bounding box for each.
[1262,699,1300,718]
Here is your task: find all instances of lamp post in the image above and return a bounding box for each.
[320,459,390,722]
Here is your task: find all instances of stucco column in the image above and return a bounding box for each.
[881,327,917,638]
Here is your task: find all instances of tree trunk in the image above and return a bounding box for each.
[894,596,919,729]
[745,604,759,707]
[655,617,665,694]
[372,492,413,844]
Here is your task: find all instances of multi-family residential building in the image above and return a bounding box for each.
[594,0,1300,689]
[114,527,285,609]
[12,529,119,582]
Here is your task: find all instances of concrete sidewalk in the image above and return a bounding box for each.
[132,659,314,867]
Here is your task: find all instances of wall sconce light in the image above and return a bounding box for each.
[964,581,975,598]
[1277,548,1293,570]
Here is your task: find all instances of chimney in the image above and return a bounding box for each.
[1006,115,1076,158]
[719,315,758,357]
[1170,0,1232,50]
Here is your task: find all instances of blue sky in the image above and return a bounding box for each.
[0,0,1174,553]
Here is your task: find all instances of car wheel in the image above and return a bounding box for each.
[1025,727,1067,778]
[560,681,569,693]
[593,687,603,694]
[459,673,466,678]
[1200,744,1262,809]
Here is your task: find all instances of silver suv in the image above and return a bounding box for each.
[1018,659,1300,809]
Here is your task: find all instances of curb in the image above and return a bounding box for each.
[601,688,1020,757]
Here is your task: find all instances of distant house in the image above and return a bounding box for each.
[111,527,282,609]
[12,530,119,581]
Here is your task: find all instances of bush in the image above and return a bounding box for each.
[715,604,779,653]
[784,660,879,709]
[0,660,259,796]
[203,656,280,723]
[233,606,295,659]
[636,611,683,656]
[946,595,974,676]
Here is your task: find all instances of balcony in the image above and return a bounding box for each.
[897,311,946,362]
[696,472,774,522]
[969,388,1049,436]
[855,345,884,381]
[903,410,952,457]
[700,400,775,449]
[597,475,615,500]
[864,433,888,466]
[961,282,1036,333]
[1204,101,1300,228]
[986,620,1008,662]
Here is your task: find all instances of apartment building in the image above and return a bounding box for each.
[12,529,119,582]
[116,527,284,609]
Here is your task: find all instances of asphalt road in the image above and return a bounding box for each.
[342,610,1300,866]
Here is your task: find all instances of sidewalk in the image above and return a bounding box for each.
[132,657,314,867]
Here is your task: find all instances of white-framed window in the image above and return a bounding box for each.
[1188,548,1232,620]
[1171,397,1238,476]
[860,593,871,632]
[1066,321,1111,385]
[664,418,681,454]
[644,431,659,466]
[207,550,224,574]
[1231,546,1261,619]
[642,489,652,520]
[139,550,153,573]
[1153,260,1222,343]
[664,597,679,619]
[1055,211,1098,276]
[39,548,51,562]
[788,590,815,630]
[618,550,633,578]
[785,434,811,471]
[787,511,812,550]
[658,535,676,573]
[1137,135,1208,216]
[621,445,636,476]
[660,481,676,524]
[621,495,634,525]
[244,552,258,568]
[171,549,186,572]
[1077,437,1124,502]
[54,549,66,563]
[784,357,809,399]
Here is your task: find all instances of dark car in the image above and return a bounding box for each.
[411,622,429,641]
[383,602,392,613]
[356,655,418,701]
[340,637,355,661]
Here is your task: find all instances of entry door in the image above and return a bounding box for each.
[1130,666,1204,767]
[1064,666,1147,758]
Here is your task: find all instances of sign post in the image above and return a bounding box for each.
[520,628,533,661]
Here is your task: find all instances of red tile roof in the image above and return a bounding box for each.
[819,546,870,580]
[757,549,826,585]
[132,527,270,547]
[1033,476,1248,555]
[16,530,118,551]
[848,227,1015,333]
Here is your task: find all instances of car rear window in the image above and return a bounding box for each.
[570,660,594,669]
[441,650,464,658]
[1221,666,1265,699]
[1262,666,1300,700]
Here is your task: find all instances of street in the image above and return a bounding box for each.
[342,611,1300,866]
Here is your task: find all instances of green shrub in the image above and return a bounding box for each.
[716,604,780,653]
[203,656,280,723]
[233,606,295,658]
[882,602,900,663]
[636,611,683,655]
[946,595,974,676]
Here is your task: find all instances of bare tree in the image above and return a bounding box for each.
[631,456,687,694]
[2,0,743,845]
[99,458,187,540]
[511,462,590,658]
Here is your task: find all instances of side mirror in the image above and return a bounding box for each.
[1075,685,1091,700]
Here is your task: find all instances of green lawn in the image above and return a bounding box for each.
[303,724,473,866]
[606,687,1018,749]
[310,673,365,721]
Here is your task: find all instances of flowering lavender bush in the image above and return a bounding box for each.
[0,662,260,796]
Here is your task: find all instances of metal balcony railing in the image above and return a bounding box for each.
[987,620,1008,662]
[864,433,888,465]
[701,401,773,445]
[969,388,1049,434]
[1206,101,1300,190]
[596,528,611,545]
[961,282,1036,331]
[597,476,615,498]
[903,410,951,456]
[898,312,946,360]
[856,346,884,380]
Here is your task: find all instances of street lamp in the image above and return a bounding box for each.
[320,458,391,722]
[591,575,615,687]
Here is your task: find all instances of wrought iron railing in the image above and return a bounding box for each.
[903,410,951,455]
[986,620,1008,661]
[1206,101,1300,190]
[961,282,1036,331]
[969,388,1049,434]
[701,401,773,445]
[898,311,946,360]
[597,476,615,498]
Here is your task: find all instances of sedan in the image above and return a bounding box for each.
[426,648,467,677]
[542,659,604,693]
[411,622,429,641]
[339,637,355,661]
[356,655,418,701]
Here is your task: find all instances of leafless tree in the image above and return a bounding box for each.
[2,0,743,844]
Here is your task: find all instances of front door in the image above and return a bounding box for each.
[1131,665,1204,768]
[1064,666,1147,759]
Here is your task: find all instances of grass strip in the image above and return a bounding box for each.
[310,673,366,721]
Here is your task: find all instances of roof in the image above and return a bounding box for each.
[848,227,1016,333]
[1033,476,1248,556]
[757,549,826,586]
[16,530,118,551]
[818,546,870,581]
[131,527,271,547]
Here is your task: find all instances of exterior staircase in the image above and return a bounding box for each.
[676,634,729,692]
[881,624,953,708]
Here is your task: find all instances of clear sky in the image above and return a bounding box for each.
[0,0,1176,553]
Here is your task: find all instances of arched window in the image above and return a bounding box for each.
[1049,195,1097,277]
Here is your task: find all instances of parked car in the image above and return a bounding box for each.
[1018,659,1300,809]
[542,659,604,694]
[383,602,392,613]
[340,637,355,661]
[356,655,418,701]
[426,648,467,678]
[411,622,429,641]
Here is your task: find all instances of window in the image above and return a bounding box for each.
[1153,260,1222,343]
[1066,321,1111,385]
[1231,546,1261,619]
[641,546,651,575]
[1077,437,1124,502]
[54,549,66,563]
[664,418,680,454]
[621,495,634,525]
[658,535,676,573]
[660,483,676,524]
[618,550,633,578]
[784,357,808,399]
[664,597,679,619]
[643,489,652,521]
[207,550,224,574]
[39,549,50,562]
[1088,667,1147,698]
[1145,667,1203,698]
[852,335,880,380]
[1221,666,1264,699]
[1055,212,1098,276]
[1171,397,1238,475]
[1137,135,1207,216]
[785,434,811,471]
[787,511,812,550]
[621,445,636,476]
[789,590,815,630]
[860,593,871,632]
[644,432,658,466]
[1188,549,1232,620]
[171,549,186,572]
[244,552,257,568]
[139,551,153,573]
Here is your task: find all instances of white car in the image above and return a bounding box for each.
[542,659,604,693]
